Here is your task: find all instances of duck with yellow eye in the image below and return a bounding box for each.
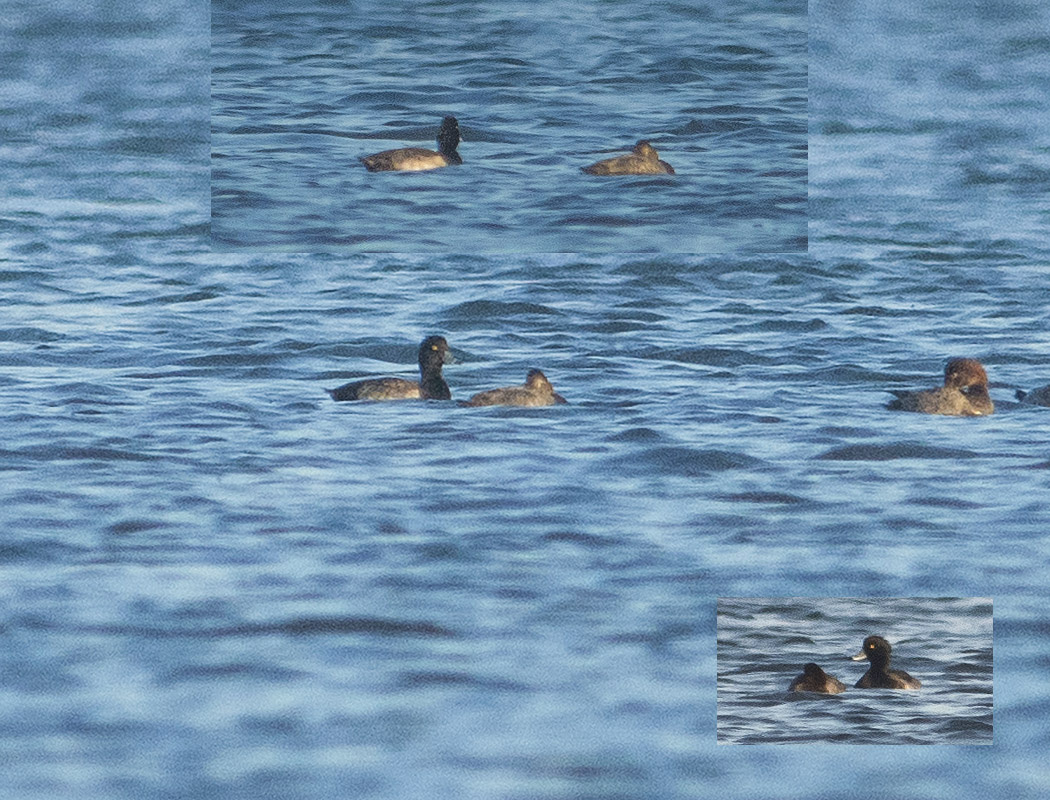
[327,336,454,402]
[850,635,922,689]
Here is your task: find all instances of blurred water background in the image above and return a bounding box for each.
[2,0,1050,798]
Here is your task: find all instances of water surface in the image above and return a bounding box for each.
[1,0,1049,798]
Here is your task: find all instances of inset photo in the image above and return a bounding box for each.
[210,1,807,253]
[717,597,992,744]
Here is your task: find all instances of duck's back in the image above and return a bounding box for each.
[855,669,921,690]
[360,148,452,172]
[582,154,674,175]
[887,387,989,415]
[327,377,421,401]
[463,386,550,407]
[462,368,564,407]
[789,673,846,694]
[581,140,674,175]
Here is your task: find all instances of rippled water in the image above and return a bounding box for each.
[717,597,994,744]
[210,0,808,252]
[3,0,1050,798]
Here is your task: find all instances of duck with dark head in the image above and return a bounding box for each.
[360,116,462,172]
[327,335,454,401]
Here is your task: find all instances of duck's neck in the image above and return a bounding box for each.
[420,372,450,400]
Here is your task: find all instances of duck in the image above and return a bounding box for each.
[850,635,922,690]
[460,369,567,407]
[327,336,453,401]
[788,663,847,694]
[359,116,462,172]
[581,139,675,175]
[1016,384,1050,406]
[886,358,994,416]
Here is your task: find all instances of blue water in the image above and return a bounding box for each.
[717,597,994,744]
[3,0,1050,798]
[210,0,808,253]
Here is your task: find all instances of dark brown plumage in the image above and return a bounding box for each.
[327,336,453,402]
[360,116,462,172]
[886,358,993,416]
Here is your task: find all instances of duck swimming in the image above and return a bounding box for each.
[850,635,922,690]
[1016,384,1050,406]
[327,336,453,401]
[886,358,993,416]
[581,139,675,175]
[788,663,847,694]
[359,116,462,172]
[460,369,567,407]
